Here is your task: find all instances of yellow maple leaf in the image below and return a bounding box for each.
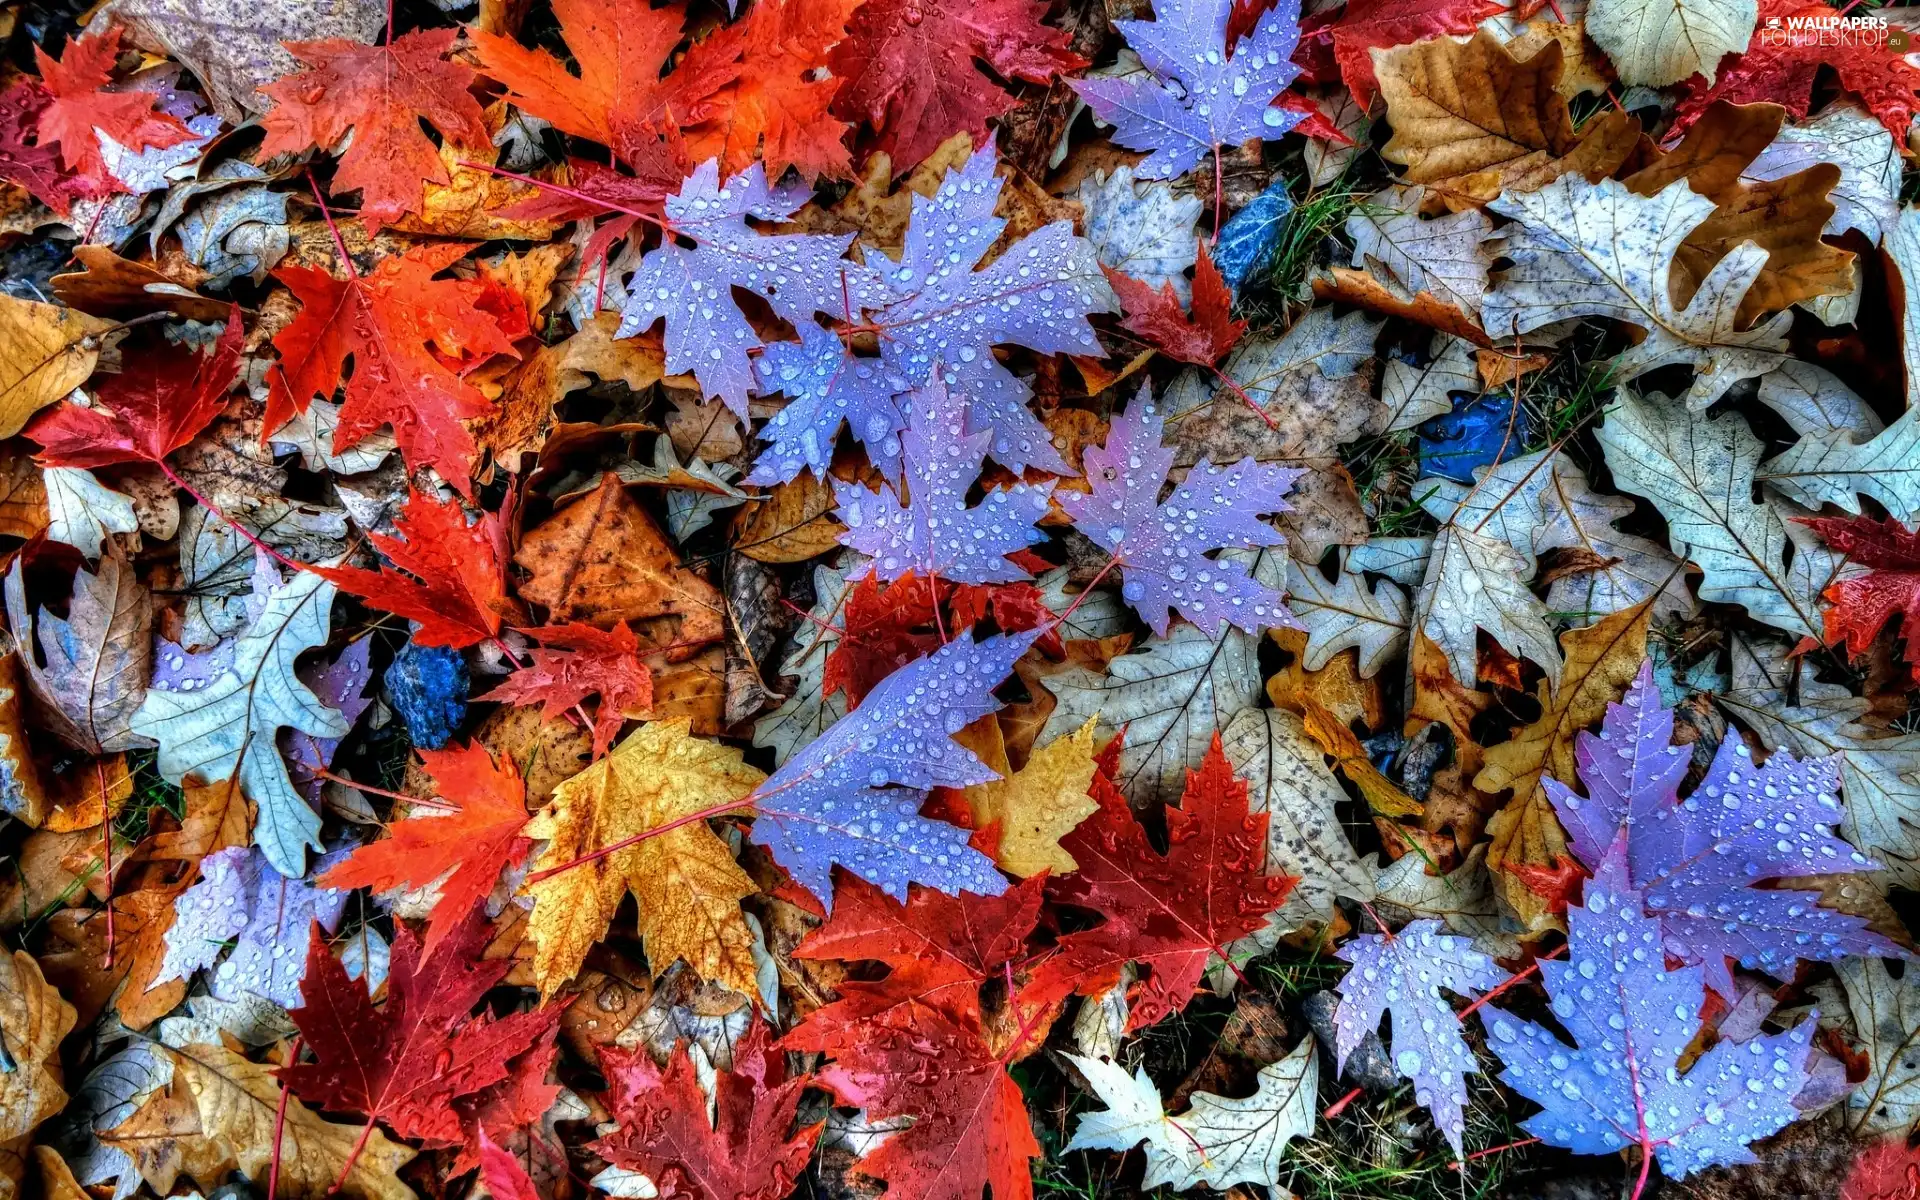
[521,718,766,1000]
[954,717,1100,877]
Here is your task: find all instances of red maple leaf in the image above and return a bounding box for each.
[822,569,1059,706]
[787,873,1046,1037]
[26,307,242,469]
[1843,1138,1920,1200]
[267,241,518,494]
[32,25,193,187]
[457,1040,567,1184]
[258,30,489,230]
[317,741,531,955]
[1674,0,1920,141]
[1803,515,1920,682]
[477,1130,542,1200]
[810,1009,1039,1200]
[827,0,1083,171]
[1296,0,1506,107]
[1105,244,1247,366]
[0,81,107,214]
[1025,733,1296,1031]
[315,488,510,649]
[468,0,739,170]
[596,1019,822,1200]
[783,877,1048,1200]
[474,622,654,759]
[280,905,560,1147]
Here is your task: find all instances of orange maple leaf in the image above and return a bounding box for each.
[259,29,490,230]
[315,487,511,650]
[268,241,518,494]
[468,0,738,170]
[317,741,531,956]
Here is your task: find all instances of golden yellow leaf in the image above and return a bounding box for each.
[1300,698,1424,819]
[0,294,116,439]
[392,141,559,240]
[136,1042,416,1200]
[522,719,767,1000]
[1375,32,1637,210]
[1671,166,1856,328]
[1265,628,1387,732]
[150,774,254,862]
[1620,100,1786,200]
[1481,598,1653,931]
[0,449,48,540]
[0,950,77,1200]
[34,1146,87,1200]
[953,717,1099,877]
[555,313,668,394]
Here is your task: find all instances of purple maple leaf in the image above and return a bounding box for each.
[748,321,910,486]
[1484,848,1813,1178]
[1333,920,1509,1154]
[1071,0,1305,180]
[1547,661,1894,997]
[614,160,889,416]
[157,845,349,1009]
[833,374,1053,584]
[282,638,375,804]
[748,630,1037,907]
[1059,386,1302,636]
[861,140,1117,473]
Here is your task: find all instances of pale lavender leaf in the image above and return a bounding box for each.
[158,845,349,1008]
[149,635,236,692]
[1484,849,1813,1178]
[1070,0,1304,179]
[282,637,375,803]
[1544,661,1896,995]
[1060,385,1301,637]
[832,374,1053,584]
[614,160,890,416]
[749,631,1037,906]
[748,321,910,485]
[864,140,1117,473]
[1332,919,1508,1154]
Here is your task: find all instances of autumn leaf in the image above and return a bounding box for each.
[1375,31,1639,210]
[267,240,519,495]
[467,0,735,168]
[1480,598,1653,929]
[0,949,77,1193]
[827,0,1082,170]
[0,293,118,440]
[280,906,560,1147]
[946,717,1100,878]
[474,622,653,758]
[1803,515,1920,684]
[258,30,489,229]
[785,876,1049,1200]
[520,718,766,999]
[141,1041,418,1200]
[682,0,862,181]
[26,307,241,468]
[317,741,531,956]
[32,25,193,186]
[513,473,725,647]
[1027,734,1296,1030]
[596,1018,821,1200]
[316,487,510,649]
[1302,0,1507,107]
[1105,244,1248,366]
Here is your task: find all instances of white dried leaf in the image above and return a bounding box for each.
[1598,389,1842,641]
[1347,185,1494,318]
[1484,175,1787,408]
[1587,0,1755,85]
[1078,167,1204,302]
[1285,553,1409,678]
[1381,334,1479,433]
[45,467,139,560]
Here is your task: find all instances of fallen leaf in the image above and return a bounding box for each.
[521,718,767,999]
[0,293,117,439]
[1375,32,1638,210]
[515,473,726,649]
